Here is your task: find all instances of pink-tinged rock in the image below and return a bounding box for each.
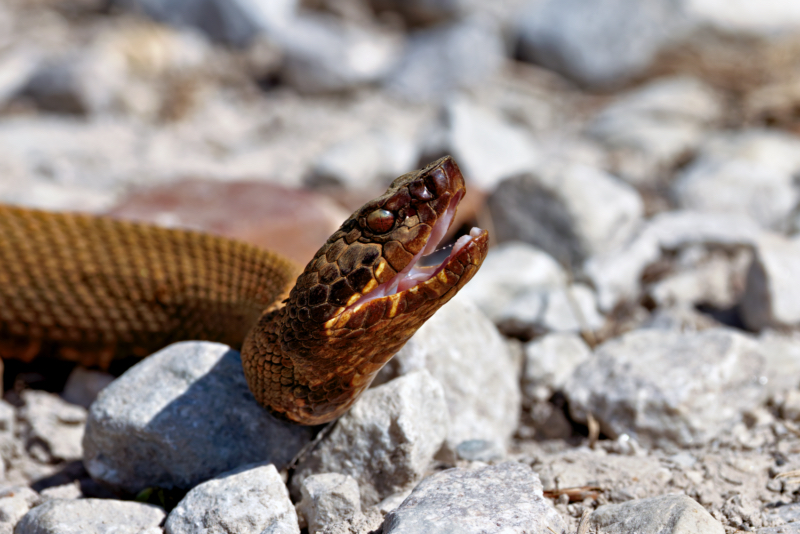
[106,179,349,265]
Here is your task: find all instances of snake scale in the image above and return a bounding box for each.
[0,156,488,424]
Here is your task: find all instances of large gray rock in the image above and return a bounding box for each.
[292,371,448,507]
[277,14,403,94]
[673,130,800,230]
[20,391,86,463]
[590,494,724,534]
[741,234,800,331]
[565,328,768,448]
[587,77,723,184]
[488,163,643,268]
[83,342,314,494]
[15,499,165,534]
[376,298,521,450]
[165,463,299,534]
[386,20,505,104]
[296,474,382,534]
[585,210,762,311]
[516,0,687,88]
[383,462,566,534]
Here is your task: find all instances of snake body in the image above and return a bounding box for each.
[0,156,488,424]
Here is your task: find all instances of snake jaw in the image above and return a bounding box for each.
[400,226,487,292]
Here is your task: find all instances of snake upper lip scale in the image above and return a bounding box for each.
[0,155,488,426]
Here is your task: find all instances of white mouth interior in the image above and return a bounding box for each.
[350,194,483,309]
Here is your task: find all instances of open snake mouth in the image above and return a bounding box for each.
[349,191,487,310]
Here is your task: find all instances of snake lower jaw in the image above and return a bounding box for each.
[398,226,487,293]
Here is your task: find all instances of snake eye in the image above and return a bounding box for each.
[366,209,395,233]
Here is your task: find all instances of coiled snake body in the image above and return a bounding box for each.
[0,157,488,424]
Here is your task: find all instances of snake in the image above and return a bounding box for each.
[0,156,488,425]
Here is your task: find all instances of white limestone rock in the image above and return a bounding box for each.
[565,328,768,448]
[165,463,299,534]
[291,370,449,507]
[757,331,800,396]
[383,462,566,534]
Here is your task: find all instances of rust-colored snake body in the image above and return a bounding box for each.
[0,157,488,424]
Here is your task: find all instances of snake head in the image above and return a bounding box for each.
[290,155,488,325]
[259,156,489,424]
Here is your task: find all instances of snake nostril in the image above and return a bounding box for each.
[409,182,432,200]
[425,167,448,195]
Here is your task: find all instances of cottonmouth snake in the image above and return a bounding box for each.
[0,156,488,424]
